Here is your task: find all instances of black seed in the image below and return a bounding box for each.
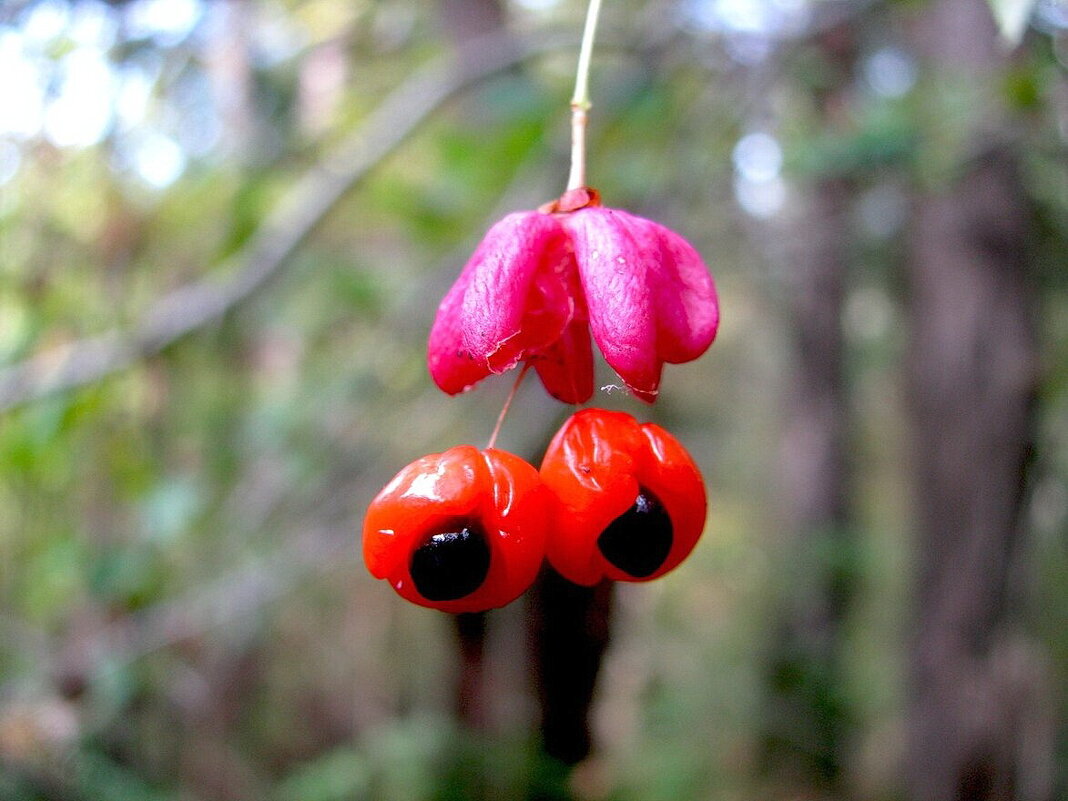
[597,488,673,578]
[410,525,491,601]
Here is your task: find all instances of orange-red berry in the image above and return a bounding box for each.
[539,409,707,586]
[363,445,549,613]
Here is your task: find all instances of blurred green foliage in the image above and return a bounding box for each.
[1,0,1066,799]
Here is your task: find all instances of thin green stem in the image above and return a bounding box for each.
[570,0,603,111]
[566,0,604,191]
[487,362,531,450]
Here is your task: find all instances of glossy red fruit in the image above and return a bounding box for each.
[539,409,707,586]
[363,445,549,613]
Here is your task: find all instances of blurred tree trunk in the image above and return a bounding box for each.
[761,26,855,790]
[904,0,1049,798]
[453,612,489,729]
[528,571,614,767]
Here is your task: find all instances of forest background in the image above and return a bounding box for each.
[0,0,1066,799]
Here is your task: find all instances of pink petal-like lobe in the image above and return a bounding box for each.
[563,207,718,402]
[529,259,593,404]
[459,212,570,373]
[564,207,662,402]
[428,211,569,395]
[646,219,719,363]
[427,268,493,395]
[428,196,718,404]
[533,314,595,404]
